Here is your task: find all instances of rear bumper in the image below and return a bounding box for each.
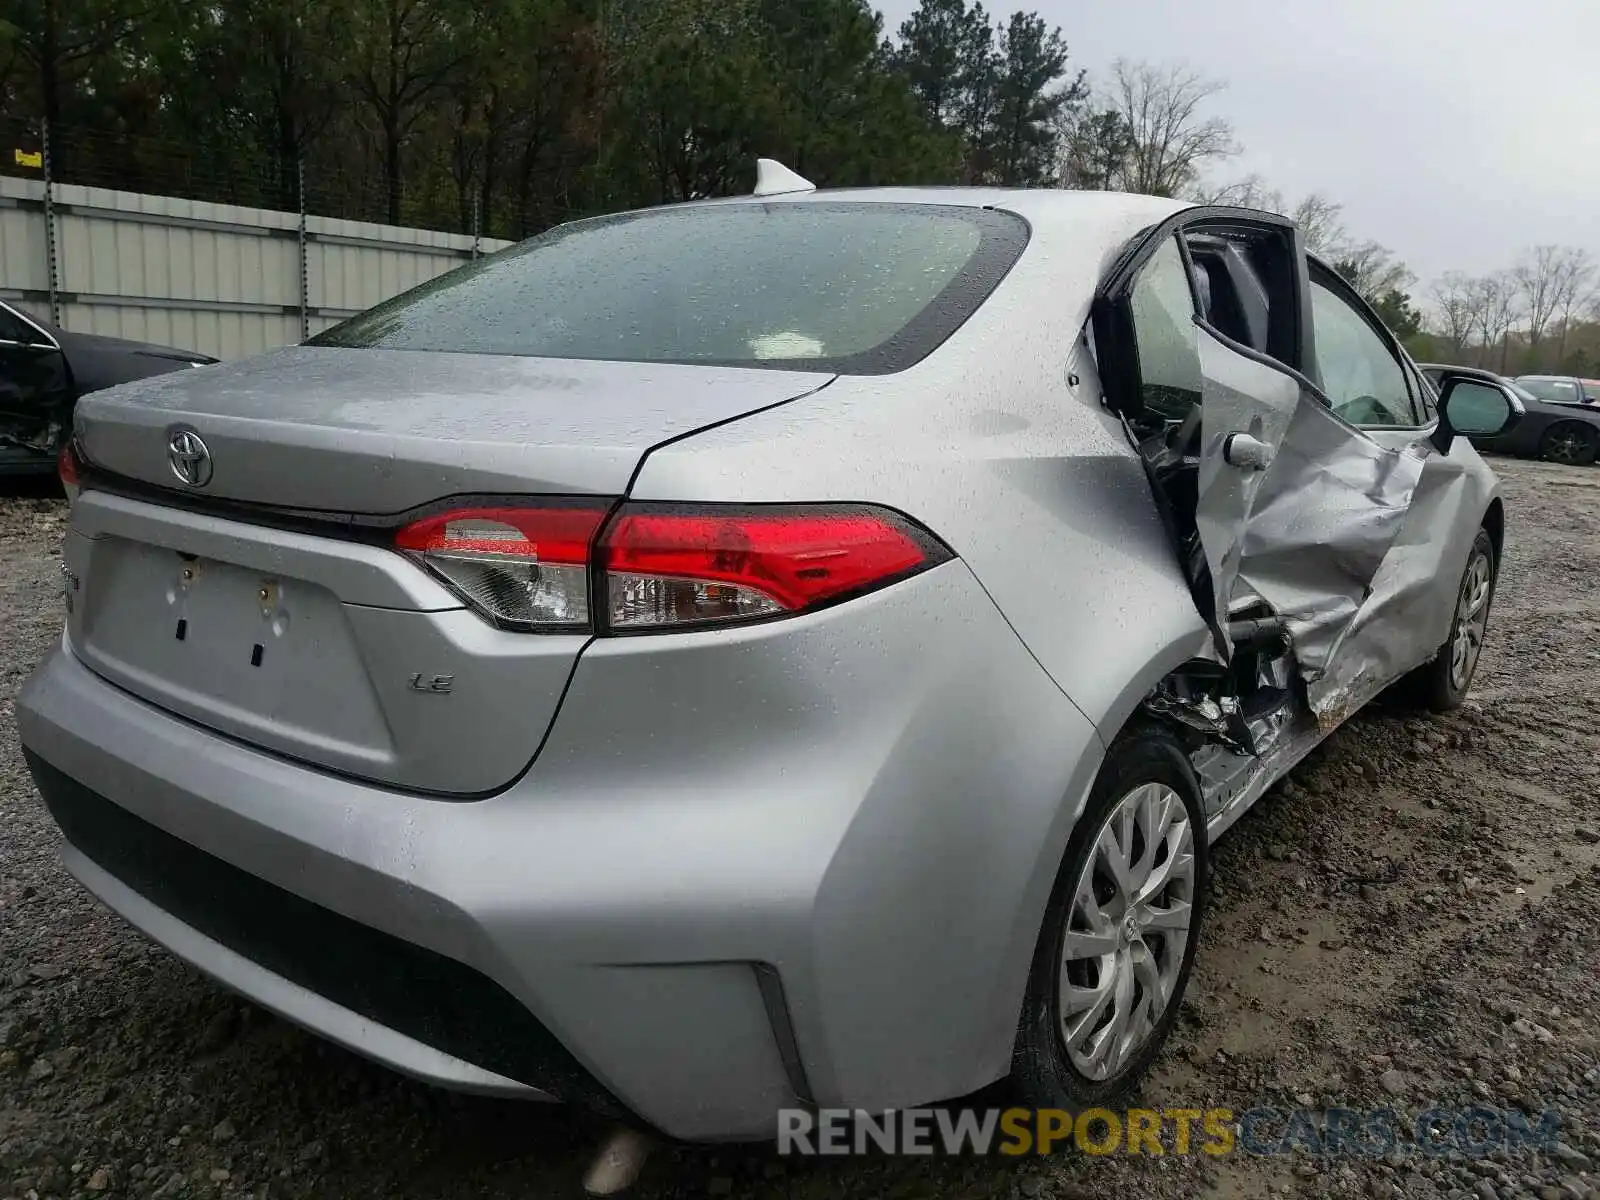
[18,560,1105,1141]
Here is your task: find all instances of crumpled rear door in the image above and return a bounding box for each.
[1108,214,1487,726]
[1300,423,1492,721]
[1191,331,1467,725]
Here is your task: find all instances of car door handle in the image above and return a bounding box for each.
[1223,433,1273,471]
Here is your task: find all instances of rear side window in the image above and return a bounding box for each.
[1128,236,1202,420]
[0,303,41,344]
[310,203,1030,375]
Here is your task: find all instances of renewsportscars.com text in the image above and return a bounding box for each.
[777,1106,1564,1158]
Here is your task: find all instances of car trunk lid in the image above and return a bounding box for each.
[74,345,833,511]
[64,348,832,793]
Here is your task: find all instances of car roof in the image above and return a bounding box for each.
[1417,363,1508,383]
[692,184,1191,218]
[679,185,1198,250]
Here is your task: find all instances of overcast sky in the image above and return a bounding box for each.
[876,0,1600,288]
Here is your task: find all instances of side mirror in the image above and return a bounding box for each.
[1429,377,1524,454]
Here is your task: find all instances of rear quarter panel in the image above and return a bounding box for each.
[623,209,1218,1105]
[626,205,1214,744]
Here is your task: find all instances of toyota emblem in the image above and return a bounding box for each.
[167,426,213,488]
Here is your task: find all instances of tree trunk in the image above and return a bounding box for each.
[455,144,472,234]
[479,142,496,240]
[384,0,403,225]
[478,90,499,240]
[277,106,301,212]
[384,115,402,224]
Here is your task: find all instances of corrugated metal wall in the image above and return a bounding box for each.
[0,175,513,360]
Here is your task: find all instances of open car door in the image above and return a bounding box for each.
[0,301,74,457]
[1093,209,1472,727]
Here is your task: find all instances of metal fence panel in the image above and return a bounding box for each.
[0,174,512,360]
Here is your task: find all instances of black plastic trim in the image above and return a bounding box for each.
[25,749,630,1117]
[752,963,814,1106]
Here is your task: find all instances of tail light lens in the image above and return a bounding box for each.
[57,441,82,503]
[394,505,608,630]
[601,506,946,630]
[393,502,950,634]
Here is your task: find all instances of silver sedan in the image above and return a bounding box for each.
[19,164,1513,1141]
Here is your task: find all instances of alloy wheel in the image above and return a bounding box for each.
[1545,428,1595,464]
[1058,782,1195,1081]
[1449,548,1493,691]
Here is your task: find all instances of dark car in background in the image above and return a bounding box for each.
[1424,363,1600,465]
[0,299,215,474]
[1514,374,1600,409]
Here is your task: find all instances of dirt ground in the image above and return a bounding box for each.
[0,457,1596,1200]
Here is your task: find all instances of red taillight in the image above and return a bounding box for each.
[394,505,608,631]
[601,506,943,630]
[58,442,82,503]
[393,502,950,633]
[57,442,81,488]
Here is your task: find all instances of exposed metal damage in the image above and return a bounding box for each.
[1134,325,1496,825]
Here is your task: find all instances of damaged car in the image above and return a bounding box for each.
[17,165,1515,1143]
[0,298,215,474]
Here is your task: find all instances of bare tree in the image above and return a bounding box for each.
[1550,248,1597,366]
[1098,59,1237,197]
[1186,174,1348,257]
[1429,271,1478,353]
[1054,105,1132,190]
[1331,240,1413,303]
[1287,194,1348,257]
[1512,245,1570,354]
[346,0,471,224]
[1187,170,1275,208]
[1471,272,1522,373]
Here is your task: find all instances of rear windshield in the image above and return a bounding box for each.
[309,202,1030,375]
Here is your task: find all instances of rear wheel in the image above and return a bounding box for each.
[1540,422,1599,466]
[1394,527,1497,713]
[1013,726,1207,1110]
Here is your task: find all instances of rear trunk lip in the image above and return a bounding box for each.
[71,346,839,513]
[76,459,625,547]
[69,486,465,612]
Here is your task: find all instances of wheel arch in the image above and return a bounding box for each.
[1541,418,1600,456]
[1481,496,1505,566]
[1089,630,1218,747]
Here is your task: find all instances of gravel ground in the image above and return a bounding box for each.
[1,457,1597,1200]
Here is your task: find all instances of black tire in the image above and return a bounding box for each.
[1539,422,1599,466]
[1393,527,1498,713]
[1013,725,1208,1112]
